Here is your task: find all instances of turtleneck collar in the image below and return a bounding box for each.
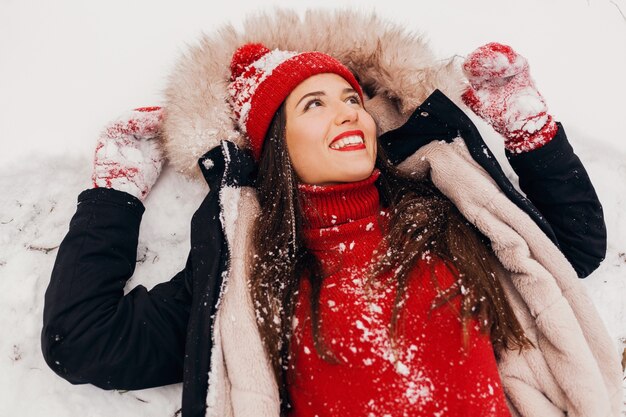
[298,170,381,231]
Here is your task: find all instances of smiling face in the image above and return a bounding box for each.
[284,73,377,185]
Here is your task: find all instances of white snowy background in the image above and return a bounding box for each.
[1,0,624,415]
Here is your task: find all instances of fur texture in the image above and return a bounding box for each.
[398,139,623,417]
[208,139,623,417]
[161,8,622,416]
[209,184,279,417]
[162,8,465,179]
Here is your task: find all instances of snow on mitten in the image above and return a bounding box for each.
[462,43,558,153]
[92,106,164,201]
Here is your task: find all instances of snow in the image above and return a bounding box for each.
[202,158,214,170]
[1,0,625,416]
[395,361,410,376]
[230,48,298,125]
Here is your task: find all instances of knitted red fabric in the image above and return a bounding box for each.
[462,42,558,154]
[287,172,511,417]
[92,107,164,201]
[227,43,363,160]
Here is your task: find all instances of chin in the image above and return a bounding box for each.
[301,159,376,185]
[339,166,375,183]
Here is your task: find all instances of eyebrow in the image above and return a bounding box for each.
[295,87,357,108]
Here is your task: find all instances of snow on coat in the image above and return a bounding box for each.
[160,8,623,417]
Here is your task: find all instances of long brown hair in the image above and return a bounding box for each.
[251,103,531,413]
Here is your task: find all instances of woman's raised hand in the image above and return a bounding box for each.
[92,107,165,201]
[461,43,558,153]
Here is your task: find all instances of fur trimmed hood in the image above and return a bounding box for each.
[162,8,466,179]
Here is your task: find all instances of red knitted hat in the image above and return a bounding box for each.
[227,43,363,160]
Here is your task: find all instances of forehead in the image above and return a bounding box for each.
[286,73,353,106]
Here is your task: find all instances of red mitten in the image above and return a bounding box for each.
[92,106,164,201]
[462,43,558,153]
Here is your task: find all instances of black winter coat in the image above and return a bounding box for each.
[41,90,606,417]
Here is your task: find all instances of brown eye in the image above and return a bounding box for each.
[346,94,361,105]
[304,98,322,111]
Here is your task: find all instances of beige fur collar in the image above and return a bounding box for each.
[162,8,466,180]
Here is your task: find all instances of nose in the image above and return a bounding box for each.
[335,101,359,125]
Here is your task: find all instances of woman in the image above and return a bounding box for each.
[41,9,622,417]
[247,58,524,416]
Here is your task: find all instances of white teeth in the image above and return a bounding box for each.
[330,135,364,150]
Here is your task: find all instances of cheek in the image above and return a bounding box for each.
[286,125,326,178]
[364,111,378,137]
[363,113,378,158]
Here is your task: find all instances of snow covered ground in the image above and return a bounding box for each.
[1,0,624,415]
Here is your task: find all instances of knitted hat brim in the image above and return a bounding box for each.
[245,52,363,160]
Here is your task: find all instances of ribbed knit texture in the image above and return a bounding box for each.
[287,171,511,417]
[461,42,558,154]
[298,170,382,234]
[227,43,363,160]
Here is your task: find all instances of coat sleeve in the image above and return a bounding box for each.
[506,123,607,278]
[41,187,192,390]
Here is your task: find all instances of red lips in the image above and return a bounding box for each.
[330,130,364,146]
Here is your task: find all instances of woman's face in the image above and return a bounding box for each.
[284,73,377,185]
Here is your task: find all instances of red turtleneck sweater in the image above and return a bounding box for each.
[287,171,511,417]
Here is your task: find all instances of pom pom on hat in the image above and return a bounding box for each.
[230,43,271,80]
[227,43,363,160]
